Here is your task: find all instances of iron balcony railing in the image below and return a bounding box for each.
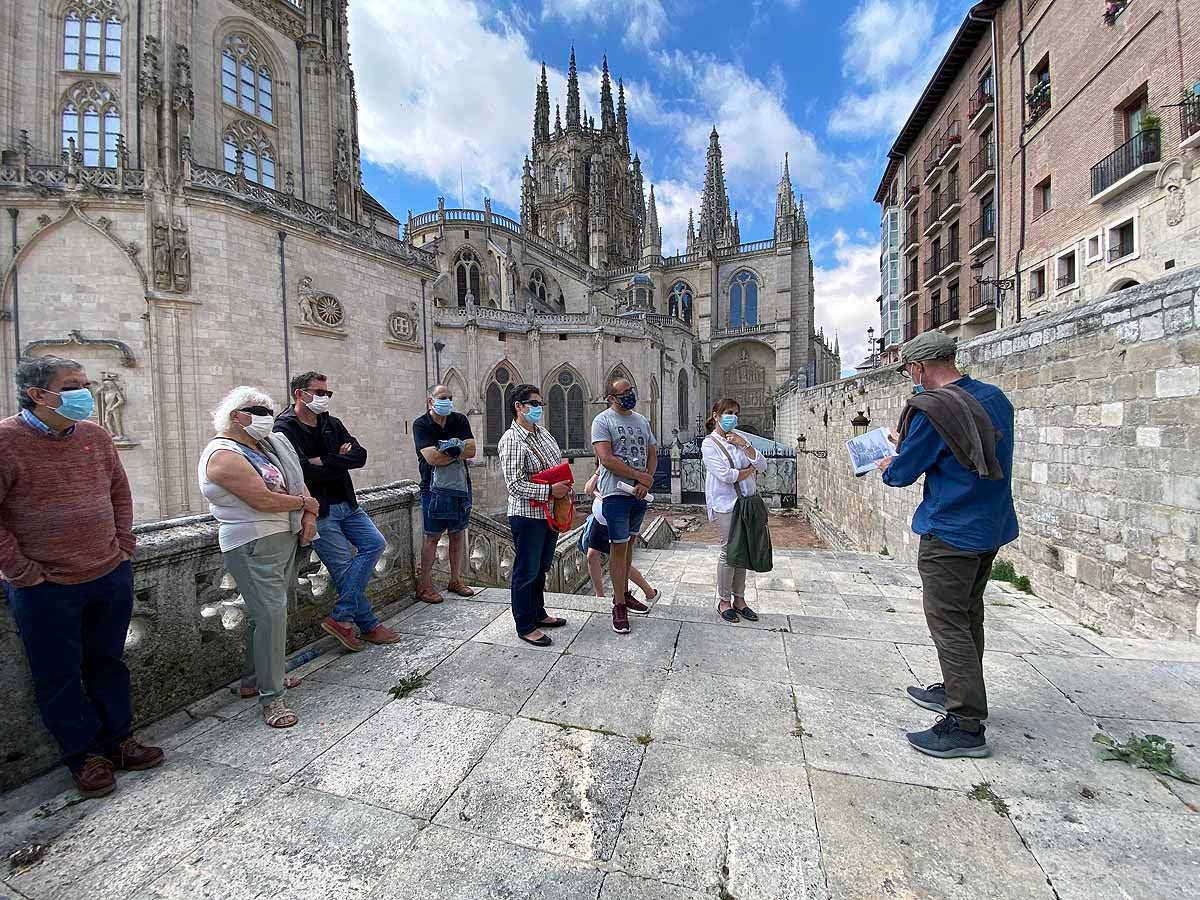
[924,196,944,229]
[1181,95,1200,143]
[970,208,995,247]
[944,296,961,322]
[925,253,940,281]
[969,83,994,120]
[939,121,962,161]
[904,176,921,205]
[943,177,961,211]
[937,240,960,272]
[904,271,920,296]
[904,314,919,342]
[1090,128,1161,196]
[969,281,998,312]
[969,142,994,184]
[1056,272,1076,289]
[1108,240,1134,262]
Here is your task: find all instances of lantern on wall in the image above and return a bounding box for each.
[851,410,871,437]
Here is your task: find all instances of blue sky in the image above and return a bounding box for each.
[347,0,975,372]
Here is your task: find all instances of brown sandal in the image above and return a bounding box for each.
[263,700,298,729]
[239,675,300,699]
[447,581,476,598]
[416,588,444,604]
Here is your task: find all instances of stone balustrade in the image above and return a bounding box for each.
[0,480,632,791]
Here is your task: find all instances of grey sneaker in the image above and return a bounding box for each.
[906,716,989,759]
[907,682,948,715]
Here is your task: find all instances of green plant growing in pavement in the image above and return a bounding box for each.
[968,782,1009,816]
[635,733,653,746]
[1081,622,1104,635]
[388,672,428,700]
[1093,733,1199,784]
[990,559,1034,594]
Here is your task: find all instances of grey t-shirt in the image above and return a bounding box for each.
[591,408,657,498]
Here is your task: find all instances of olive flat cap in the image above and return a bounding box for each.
[897,331,958,370]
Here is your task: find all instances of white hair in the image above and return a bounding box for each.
[210,385,275,434]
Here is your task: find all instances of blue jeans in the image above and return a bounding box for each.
[420,491,471,536]
[5,561,134,771]
[601,495,649,544]
[311,503,387,631]
[508,515,557,636]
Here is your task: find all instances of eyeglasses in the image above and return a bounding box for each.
[239,406,275,417]
[303,389,334,398]
[522,400,544,408]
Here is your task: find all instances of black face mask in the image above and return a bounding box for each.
[615,390,637,410]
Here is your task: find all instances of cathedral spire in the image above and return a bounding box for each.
[566,47,580,130]
[617,79,629,153]
[555,103,561,134]
[533,62,550,147]
[687,208,696,251]
[797,193,809,242]
[642,183,661,259]
[600,55,616,134]
[698,126,734,251]
[775,151,798,243]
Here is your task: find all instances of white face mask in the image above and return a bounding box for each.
[305,393,331,414]
[242,414,274,441]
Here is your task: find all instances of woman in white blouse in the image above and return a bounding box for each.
[701,399,768,624]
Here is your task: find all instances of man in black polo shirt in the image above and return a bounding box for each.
[412,384,477,604]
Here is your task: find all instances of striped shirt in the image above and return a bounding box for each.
[498,419,564,519]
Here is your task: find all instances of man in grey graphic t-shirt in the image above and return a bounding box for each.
[591,376,657,635]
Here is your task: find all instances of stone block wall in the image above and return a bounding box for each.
[776,267,1200,641]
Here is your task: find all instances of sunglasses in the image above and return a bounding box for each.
[239,406,275,417]
[303,389,334,398]
[522,400,544,408]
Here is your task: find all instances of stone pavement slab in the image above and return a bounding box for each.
[433,717,643,861]
[411,641,557,715]
[1026,655,1200,722]
[175,681,391,780]
[565,613,681,668]
[291,698,508,818]
[810,769,1056,900]
[899,646,1079,716]
[470,606,587,653]
[785,634,915,698]
[521,654,666,738]
[672,622,790,683]
[367,825,604,899]
[393,596,508,639]
[4,757,276,900]
[613,742,825,900]
[793,685,984,790]
[1086,635,1200,662]
[651,669,800,762]
[308,631,461,691]
[1008,799,1200,900]
[647,599,791,632]
[143,782,419,900]
[598,872,709,900]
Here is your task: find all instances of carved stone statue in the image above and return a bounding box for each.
[335,129,350,182]
[153,222,172,290]
[171,219,191,292]
[95,372,127,440]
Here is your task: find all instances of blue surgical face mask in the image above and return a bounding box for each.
[48,388,96,422]
[432,398,453,416]
[909,364,926,395]
[616,390,637,411]
[720,413,738,431]
[523,404,543,424]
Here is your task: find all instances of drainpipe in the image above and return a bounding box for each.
[967,6,1003,324]
[420,277,430,390]
[1015,0,1028,323]
[135,0,143,169]
[278,231,291,396]
[295,40,307,202]
[7,208,19,362]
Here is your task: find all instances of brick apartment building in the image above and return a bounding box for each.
[875,0,1200,361]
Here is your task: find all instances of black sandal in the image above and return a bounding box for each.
[519,631,553,646]
[537,617,568,628]
[718,601,740,624]
[733,600,759,622]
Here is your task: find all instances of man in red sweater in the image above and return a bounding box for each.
[0,357,163,798]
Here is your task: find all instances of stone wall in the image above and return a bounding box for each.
[0,481,624,791]
[776,267,1200,641]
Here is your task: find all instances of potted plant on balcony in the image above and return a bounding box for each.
[1103,1,1128,25]
[1139,109,1162,133]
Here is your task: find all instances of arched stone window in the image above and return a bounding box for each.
[221,34,274,124]
[61,81,121,167]
[63,2,122,72]
[606,365,636,396]
[677,370,690,434]
[546,368,587,451]
[554,215,570,249]
[485,363,518,448]
[669,281,692,320]
[223,120,276,188]
[455,248,481,306]
[528,269,547,305]
[729,269,759,329]
[553,160,569,197]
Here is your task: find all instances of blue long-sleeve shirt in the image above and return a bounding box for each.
[882,375,1018,553]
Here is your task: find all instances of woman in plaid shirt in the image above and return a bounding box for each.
[498,384,573,647]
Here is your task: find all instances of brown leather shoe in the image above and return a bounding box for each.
[360,624,402,644]
[72,755,116,799]
[109,737,164,772]
[321,616,365,651]
[446,581,476,598]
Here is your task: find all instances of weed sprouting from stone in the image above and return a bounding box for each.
[968,782,1010,816]
[990,559,1034,594]
[1081,622,1104,635]
[388,672,427,700]
[1094,733,1199,784]
[636,733,653,746]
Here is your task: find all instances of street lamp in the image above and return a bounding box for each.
[796,434,828,459]
[433,340,445,383]
[970,258,1015,293]
[851,410,871,437]
[866,325,876,368]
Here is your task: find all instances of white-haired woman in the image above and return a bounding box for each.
[198,386,318,728]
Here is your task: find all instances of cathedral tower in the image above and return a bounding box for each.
[688,127,738,253]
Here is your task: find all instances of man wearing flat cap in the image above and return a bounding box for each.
[878,331,1017,759]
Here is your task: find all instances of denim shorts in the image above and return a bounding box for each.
[585,519,612,556]
[600,495,648,545]
[421,492,471,536]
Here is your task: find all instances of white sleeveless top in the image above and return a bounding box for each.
[198,438,291,552]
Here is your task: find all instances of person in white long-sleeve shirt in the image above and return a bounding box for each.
[701,399,768,624]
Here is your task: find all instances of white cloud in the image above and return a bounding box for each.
[349,0,546,210]
[652,179,701,256]
[814,230,882,373]
[829,1,955,139]
[540,0,669,49]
